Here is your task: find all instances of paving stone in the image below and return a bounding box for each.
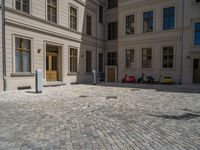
[0,84,199,150]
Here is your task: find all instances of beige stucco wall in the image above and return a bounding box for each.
[115,0,200,84]
[3,0,106,90]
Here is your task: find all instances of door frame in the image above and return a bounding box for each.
[44,42,63,82]
[46,52,58,82]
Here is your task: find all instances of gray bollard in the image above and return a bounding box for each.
[35,70,43,93]
[92,70,96,85]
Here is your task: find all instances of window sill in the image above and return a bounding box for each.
[67,72,79,76]
[11,73,34,77]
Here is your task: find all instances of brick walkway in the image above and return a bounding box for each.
[0,84,200,150]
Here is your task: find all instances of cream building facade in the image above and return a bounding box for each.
[1,0,106,91]
[0,0,200,91]
[105,0,200,85]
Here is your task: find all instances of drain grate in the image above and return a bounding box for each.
[79,95,89,98]
[106,96,118,99]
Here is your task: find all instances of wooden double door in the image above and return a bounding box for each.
[46,53,58,81]
[193,59,200,83]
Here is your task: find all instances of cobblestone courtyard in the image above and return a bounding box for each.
[0,84,200,150]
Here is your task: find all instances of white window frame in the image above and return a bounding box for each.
[69,4,79,31]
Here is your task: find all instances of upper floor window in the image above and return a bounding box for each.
[143,11,153,33]
[15,0,30,14]
[126,49,134,68]
[86,15,92,35]
[47,0,57,23]
[108,0,118,9]
[163,46,174,68]
[99,5,104,23]
[15,37,31,73]
[142,48,152,68]
[163,7,175,30]
[108,22,117,40]
[195,23,200,45]
[70,6,78,30]
[126,15,135,35]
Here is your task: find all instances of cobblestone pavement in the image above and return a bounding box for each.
[0,84,200,150]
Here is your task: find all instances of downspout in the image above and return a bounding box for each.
[180,0,185,85]
[2,0,7,91]
[95,0,99,84]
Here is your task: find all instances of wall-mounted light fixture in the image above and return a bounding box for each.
[37,49,42,53]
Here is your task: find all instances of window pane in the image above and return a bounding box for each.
[23,51,30,72]
[16,51,21,72]
[16,0,21,10]
[163,7,175,30]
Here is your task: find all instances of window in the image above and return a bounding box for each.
[126,49,134,68]
[99,5,104,23]
[70,6,78,30]
[86,51,92,73]
[142,48,152,68]
[195,23,200,45]
[15,0,30,14]
[126,15,135,35]
[108,0,118,9]
[108,22,117,40]
[70,48,78,73]
[196,0,200,3]
[86,15,92,35]
[143,11,153,33]
[47,0,57,23]
[98,53,103,73]
[15,37,31,73]
[163,46,174,68]
[163,7,175,30]
[107,52,117,66]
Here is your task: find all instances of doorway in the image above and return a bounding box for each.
[46,45,61,82]
[193,59,200,83]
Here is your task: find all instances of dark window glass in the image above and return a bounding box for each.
[126,49,134,68]
[15,0,30,14]
[195,23,200,45]
[107,52,117,66]
[163,46,174,68]
[98,53,104,73]
[108,22,118,40]
[70,6,77,30]
[15,38,31,73]
[86,15,92,35]
[108,0,118,9]
[126,15,134,35]
[86,51,92,73]
[47,0,57,23]
[163,7,175,30]
[143,11,153,33]
[99,5,104,23]
[142,48,152,68]
[70,48,78,73]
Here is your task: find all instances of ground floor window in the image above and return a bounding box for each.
[126,49,134,68]
[107,52,117,66]
[70,48,78,73]
[98,53,103,73]
[142,48,152,68]
[163,46,174,68]
[15,37,31,73]
[86,51,92,73]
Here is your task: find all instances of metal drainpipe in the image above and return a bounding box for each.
[95,0,99,84]
[2,0,7,91]
[180,0,185,85]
